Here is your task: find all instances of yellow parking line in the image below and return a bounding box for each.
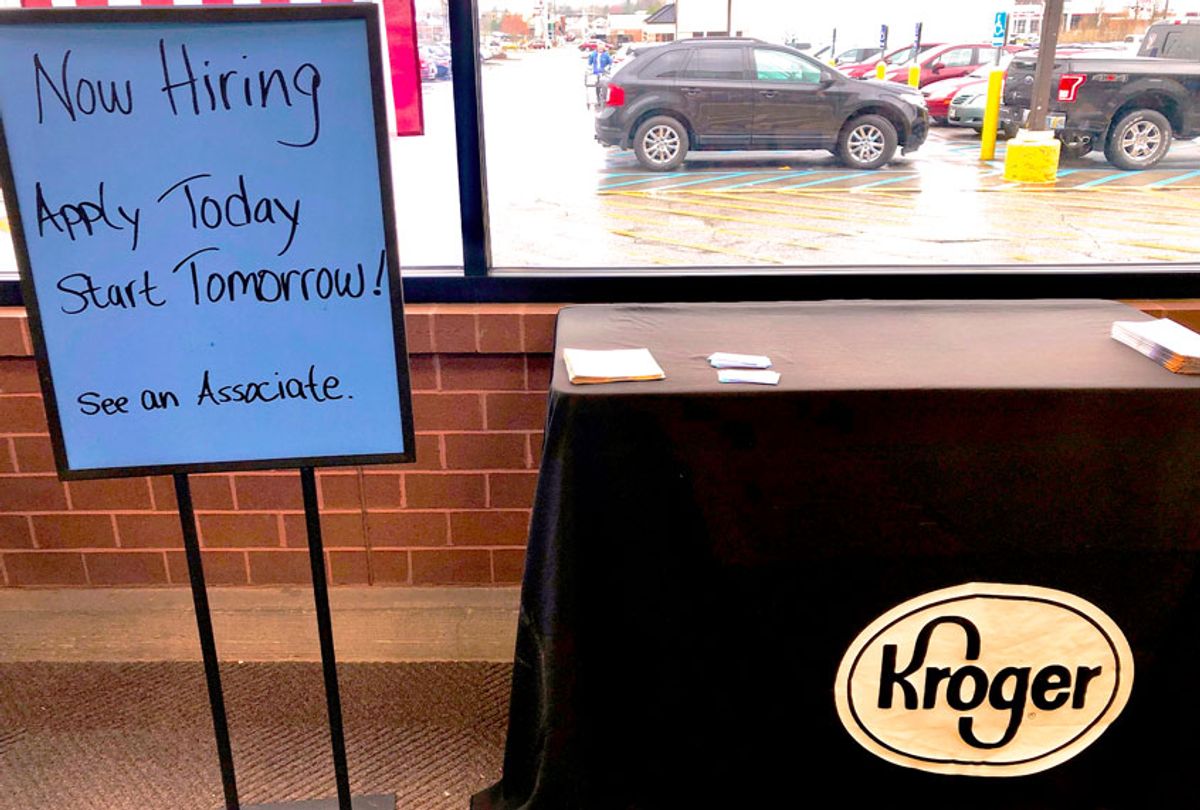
[708,191,913,223]
[610,229,783,263]
[604,198,854,234]
[1120,241,1200,255]
[671,193,858,232]
[713,227,830,252]
[1002,194,1196,224]
[787,190,917,211]
[605,198,759,225]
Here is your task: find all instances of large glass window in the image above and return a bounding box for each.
[3,0,1197,286]
[476,1,1200,273]
[391,0,464,269]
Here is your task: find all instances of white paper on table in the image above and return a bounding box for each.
[717,369,781,385]
[707,352,773,369]
[562,347,666,384]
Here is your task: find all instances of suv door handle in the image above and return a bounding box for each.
[681,87,702,96]
[759,90,778,98]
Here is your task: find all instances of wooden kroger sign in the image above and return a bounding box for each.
[834,583,1134,777]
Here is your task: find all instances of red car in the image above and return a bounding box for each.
[922,56,1014,122]
[884,43,1013,88]
[840,43,943,79]
[922,48,1090,122]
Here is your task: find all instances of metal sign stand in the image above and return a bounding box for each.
[177,474,241,810]
[177,470,396,810]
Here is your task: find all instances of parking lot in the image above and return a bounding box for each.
[6,44,1200,275]
[477,46,1200,269]
[594,130,1200,266]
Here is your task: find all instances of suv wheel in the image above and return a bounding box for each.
[1105,109,1172,170]
[633,115,689,171]
[837,114,897,170]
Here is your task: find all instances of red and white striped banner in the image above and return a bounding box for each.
[16,0,425,136]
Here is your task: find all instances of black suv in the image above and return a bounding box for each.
[595,38,929,171]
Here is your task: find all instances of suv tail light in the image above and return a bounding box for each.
[606,84,626,107]
[1057,74,1086,102]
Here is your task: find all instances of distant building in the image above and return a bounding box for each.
[414,0,450,44]
[1009,1,1194,42]
[675,0,746,38]
[645,4,677,43]
[609,11,648,43]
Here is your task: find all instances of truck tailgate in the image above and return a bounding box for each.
[1003,55,1069,108]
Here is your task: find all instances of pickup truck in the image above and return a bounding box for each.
[1000,22,1200,169]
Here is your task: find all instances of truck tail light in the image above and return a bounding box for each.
[607,84,626,107]
[1058,74,1086,102]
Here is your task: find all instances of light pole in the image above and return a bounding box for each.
[1003,0,1066,183]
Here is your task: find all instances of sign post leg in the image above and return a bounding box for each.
[241,468,395,810]
[303,465,353,810]
[175,473,241,810]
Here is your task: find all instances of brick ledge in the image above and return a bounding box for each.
[0,586,520,662]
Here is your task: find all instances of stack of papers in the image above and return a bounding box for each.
[718,369,781,385]
[707,352,772,370]
[1112,318,1200,373]
[562,347,666,384]
[707,352,779,385]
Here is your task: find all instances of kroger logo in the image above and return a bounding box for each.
[834,583,1134,777]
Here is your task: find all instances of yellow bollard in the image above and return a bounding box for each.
[980,66,1005,161]
[907,65,920,88]
[875,61,886,80]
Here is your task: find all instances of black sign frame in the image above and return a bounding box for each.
[0,4,416,481]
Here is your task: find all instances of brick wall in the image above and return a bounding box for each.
[0,304,562,588]
[4,297,1193,589]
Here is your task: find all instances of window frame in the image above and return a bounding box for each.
[2,0,1199,307]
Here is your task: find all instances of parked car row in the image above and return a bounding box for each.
[420,43,452,81]
[593,29,1200,173]
[594,38,929,171]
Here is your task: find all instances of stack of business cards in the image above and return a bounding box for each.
[707,352,779,385]
[717,369,781,385]
[1111,318,1200,374]
[707,352,772,369]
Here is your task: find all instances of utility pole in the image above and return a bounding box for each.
[1026,0,1066,131]
[727,0,733,36]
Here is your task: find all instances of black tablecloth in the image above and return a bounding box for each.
[474,301,1200,809]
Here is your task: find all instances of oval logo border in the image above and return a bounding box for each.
[834,582,1135,777]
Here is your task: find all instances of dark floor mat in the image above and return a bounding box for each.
[0,662,511,810]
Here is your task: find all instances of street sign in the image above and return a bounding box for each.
[913,22,923,60]
[0,7,415,478]
[993,11,1009,47]
[879,24,889,52]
